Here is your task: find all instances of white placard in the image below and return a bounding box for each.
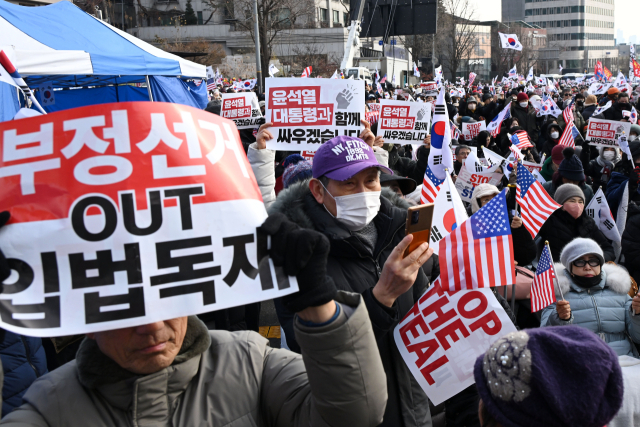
[461,121,487,142]
[264,78,365,151]
[221,92,263,129]
[376,99,432,145]
[394,282,518,405]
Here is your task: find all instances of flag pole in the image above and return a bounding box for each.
[546,241,565,301]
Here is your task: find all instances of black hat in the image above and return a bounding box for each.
[380,174,417,195]
[482,93,492,102]
[367,94,376,100]
[558,147,584,182]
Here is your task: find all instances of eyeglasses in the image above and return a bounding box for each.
[572,259,601,268]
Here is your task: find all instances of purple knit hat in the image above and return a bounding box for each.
[474,326,623,427]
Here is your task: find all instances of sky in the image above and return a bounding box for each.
[469,0,638,44]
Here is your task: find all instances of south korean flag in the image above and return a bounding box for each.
[585,188,621,243]
[430,173,468,255]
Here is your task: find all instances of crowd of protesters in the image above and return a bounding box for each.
[1,75,640,427]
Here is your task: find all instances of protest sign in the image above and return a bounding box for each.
[221,92,263,129]
[0,102,298,337]
[368,103,381,112]
[522,160,542,174]
[376,100,431,145]
[461,121,486,142]
[454,152,504,202]
[420,81,438,94]
[264,78,364,151]
[394,280,517,405]
[586,118,631,147]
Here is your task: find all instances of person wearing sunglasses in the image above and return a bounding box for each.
[541,238,640,357]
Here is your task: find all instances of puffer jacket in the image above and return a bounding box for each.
[247,142,276,210]
[541,263,640,357]
[0,331,47,417]
[269,180,432,427]
[557,109,586,138]
[537,208,615,263]
[622,202,640,282]
[1,295,388,427]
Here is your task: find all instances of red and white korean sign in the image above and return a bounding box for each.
[221,92,263,129]
[461,121,487,141]
[394,280,517,405]
[420,82,438,93]
[586,118,631,147]
[368,103,381,112]
[264,78,365,151]
[377,99,431,145]
[0,102,297,337]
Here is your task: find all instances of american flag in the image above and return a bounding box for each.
[301,66,312,78]
[515,162,561,238]
[562,97,575,125]
[206,78,216,91]
[531,244,557,312]
[487,102,511,138]
[421,165,444,204]
[365,111,379,124]
[439,190,516,291]
[558,121,579,148]
[450,121,461,140]
[510,131,533,149]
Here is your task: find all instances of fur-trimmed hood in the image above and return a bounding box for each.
[267,178,411,230]
[554,262,631,296]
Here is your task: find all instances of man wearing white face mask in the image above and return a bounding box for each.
[510,92,540,148]
[583,146,624,192]
[269,133,435,427]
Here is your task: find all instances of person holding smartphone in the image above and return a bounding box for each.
[266,121,435,427]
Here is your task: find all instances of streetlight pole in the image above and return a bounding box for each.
[253,0,263,93]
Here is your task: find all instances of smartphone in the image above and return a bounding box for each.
[404,204,434,257]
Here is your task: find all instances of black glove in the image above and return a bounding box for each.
[259,213,337,313]
[0,211,10,283]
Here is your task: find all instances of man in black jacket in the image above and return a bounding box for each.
[268,131,435,427]
[510,93,540,147]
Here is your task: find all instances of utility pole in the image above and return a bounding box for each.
[121,0,124,30]
[253,0,263,93]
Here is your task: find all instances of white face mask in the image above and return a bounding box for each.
[322,184,381,231]
[551,132,559,139]
[630,135,639,142]
[602,151,615,161]
[519,102,528,108]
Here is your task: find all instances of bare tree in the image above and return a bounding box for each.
[289,41,339,77]
[435,0,477,81]
[229,0,316,86]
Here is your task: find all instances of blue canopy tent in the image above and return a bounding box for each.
[0,0,207,117]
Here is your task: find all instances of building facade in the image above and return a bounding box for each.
[522,0,618,74]
[502,0,526,23]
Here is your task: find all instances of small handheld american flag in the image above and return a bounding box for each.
[510,130,533,150]
[301,66,312,78]
[558,121,579,148]
[439,190,516,292]
[421,165,444,205]
[515,162,561,237]
[530,242,561,312]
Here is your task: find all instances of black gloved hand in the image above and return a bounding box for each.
[0,211,11,283]
[259,213,337,314]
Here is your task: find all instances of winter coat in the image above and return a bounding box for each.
[268,180,432,427]
[0,300,388,427]
[510,104,539,145]
[541,263,640,357]
[540,157,556,182]
[537,208,615,263]
[582,104,598,121]
[603,103,629,122]
[622,202,640,282]
[542,180,595,205]
[583,148,625,193]
[0,332,47,417]
[606,172,640,221]
[247,142,276,210]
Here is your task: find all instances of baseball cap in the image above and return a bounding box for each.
[312,135,393,181]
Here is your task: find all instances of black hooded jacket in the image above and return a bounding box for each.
[268,182,432,427]
[537,208,615,262]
